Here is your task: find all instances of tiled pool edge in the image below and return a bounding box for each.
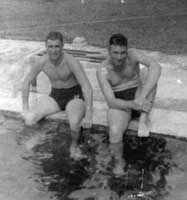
[0,86,187,139]
[1,95,187,142]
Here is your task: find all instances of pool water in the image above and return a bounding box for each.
[0,113,187,200]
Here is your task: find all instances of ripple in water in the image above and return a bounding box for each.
[2,115,186,200]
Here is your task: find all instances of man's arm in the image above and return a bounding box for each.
[129,48,161,102]
[68,55,93,119]
[96,67,136,110]
[22,58,42,111]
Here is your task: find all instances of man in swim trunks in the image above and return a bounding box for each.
[96,33,161,175]
[22,31,93,160]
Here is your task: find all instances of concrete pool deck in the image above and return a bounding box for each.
[0,39,187,138]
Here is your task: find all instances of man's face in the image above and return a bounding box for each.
[46,39,63,61]
[109,45,128,67]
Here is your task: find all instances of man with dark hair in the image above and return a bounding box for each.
[45,31,64,43]
[109,33,128,47]
[22,31,93,159]
[96,33,161,175]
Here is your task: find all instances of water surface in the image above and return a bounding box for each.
[0,113,187,200]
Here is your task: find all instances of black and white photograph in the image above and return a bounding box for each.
[0,0,187,199]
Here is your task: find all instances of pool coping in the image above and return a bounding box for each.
[1,106,187,142]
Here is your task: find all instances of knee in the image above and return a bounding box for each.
[109,125,124,143]
[66,98,84,111]
[69,117,81,131]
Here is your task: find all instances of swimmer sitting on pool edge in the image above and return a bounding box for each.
[22,31,93,160]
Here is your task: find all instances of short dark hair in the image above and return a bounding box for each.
[109,33,128,47]
[45,31,63,43]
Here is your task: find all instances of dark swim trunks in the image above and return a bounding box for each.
[114,87,140,119]
[49,84,84,110]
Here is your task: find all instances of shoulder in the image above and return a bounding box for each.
[64,52,84,74]
[128,48,160,64]
[127,48,139,66]
[65,52,80,65]
[128,48,139,61]
[64,52,83,69]
[27,55,46,73]
[128,48,154,67]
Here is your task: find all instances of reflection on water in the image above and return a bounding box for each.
[0,114,187,200]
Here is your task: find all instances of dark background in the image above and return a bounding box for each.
[0,0,187,53]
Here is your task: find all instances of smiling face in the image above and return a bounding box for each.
[46,39,63,62]
[109,44,128,68]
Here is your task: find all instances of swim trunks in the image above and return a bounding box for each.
[49,84,84,110]
[114,87,140,119]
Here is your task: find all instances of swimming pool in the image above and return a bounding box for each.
[1,112,187,200]
[1,39,187,200]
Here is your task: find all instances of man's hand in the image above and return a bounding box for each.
[81,115,92,129]
[134,96,153,113]
[130,99,143,111]
[142,100,153,113]
[134,96,146,110]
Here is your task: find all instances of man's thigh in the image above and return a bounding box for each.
[108,108,131,143]
[30,95,60,117]
[65,98,85,124]
[24,96,60,125]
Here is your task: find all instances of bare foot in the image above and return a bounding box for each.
[25,134,41,150]
[70,146,86,160]
[113,161,126,176]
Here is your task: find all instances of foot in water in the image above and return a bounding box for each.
[113,160,127,176]
[70,145,87,160]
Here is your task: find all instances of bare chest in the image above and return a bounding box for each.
[107,65,139,86]
[43,63,73,81]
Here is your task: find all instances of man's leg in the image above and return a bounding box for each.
[23,95,60,125]
[65,98,85,160]
[108,108,131,175]
[136,67,157,136]
[30,78,37,92]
